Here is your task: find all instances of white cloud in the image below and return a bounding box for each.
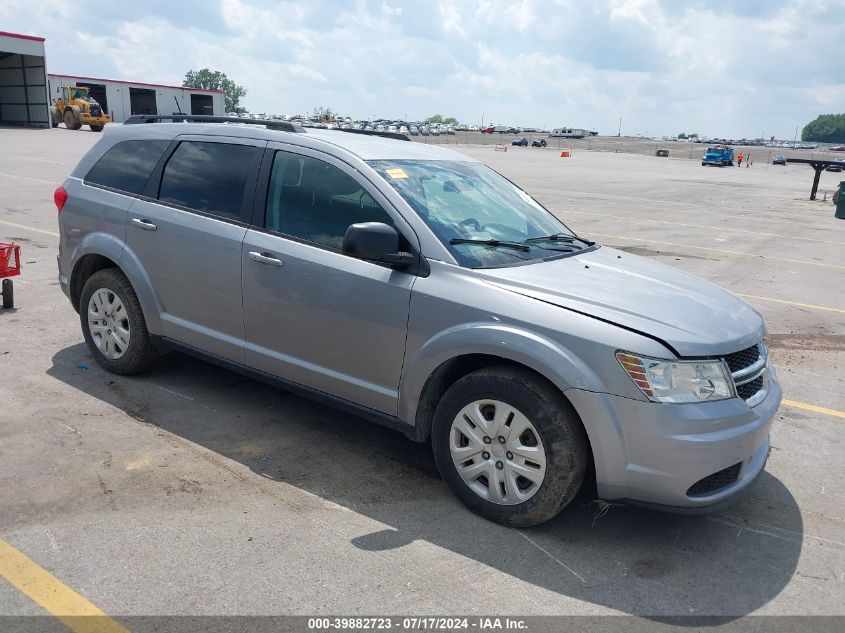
[1,0,842,137]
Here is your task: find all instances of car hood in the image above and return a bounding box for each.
[473,246,765,357]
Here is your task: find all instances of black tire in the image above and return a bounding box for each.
[432,366,588,527]
[63,109,81,130]
[1,279,13,309]
[79,268,157,374]
[90,125,104,132]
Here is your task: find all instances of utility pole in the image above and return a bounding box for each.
[618,117,622,137]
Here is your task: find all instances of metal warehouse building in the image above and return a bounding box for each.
[48,74,225,123]
[0,31,50,128]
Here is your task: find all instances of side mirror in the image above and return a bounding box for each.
[343,222,414,268]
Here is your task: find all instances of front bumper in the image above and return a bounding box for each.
[566,363,781,511]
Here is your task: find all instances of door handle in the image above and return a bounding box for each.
[130,218,157,231]
[248,251,284,267]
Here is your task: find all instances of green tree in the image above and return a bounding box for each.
[801,113,845,144]
[183,68,247,113]
[425,114,458,125]
[311,106,336,121]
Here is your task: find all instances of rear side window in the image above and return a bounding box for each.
[84,140,170,194]
[158,141,260,221]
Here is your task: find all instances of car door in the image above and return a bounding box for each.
[241,144,418,415]
[124,135,265,362]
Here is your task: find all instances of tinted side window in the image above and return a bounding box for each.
[265,151,393,250]
[158,141,260,221]
[84,140,170,194]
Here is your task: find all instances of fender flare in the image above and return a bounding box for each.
[398,322,604,427]
[69,234,163,335]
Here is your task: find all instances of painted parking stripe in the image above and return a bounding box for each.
[0,538,129,633]
[590,232,845,270]
[0,172,57,185]
[782,400,845,419]
[736,293,845,314]
[0,219,59,238]
[566,209,845,246]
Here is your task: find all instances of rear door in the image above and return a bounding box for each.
[241,144,418,414]
[123,135,265,362]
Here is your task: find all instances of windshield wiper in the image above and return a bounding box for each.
[449,238,531,252]
[524,233,595,247]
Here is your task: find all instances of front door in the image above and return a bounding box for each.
[242,146,416,415]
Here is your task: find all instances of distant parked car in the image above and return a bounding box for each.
[830,145,845,152]
[772,155,787,165]
[512,137,528,146]
[531,138,547,148]
[409,125,419,136]
[826,161,844,172]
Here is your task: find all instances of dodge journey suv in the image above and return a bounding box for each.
[56,116,781,526]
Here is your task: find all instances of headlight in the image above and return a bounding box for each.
[616,352,735,403]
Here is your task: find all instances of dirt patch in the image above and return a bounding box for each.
[631,558,674,579]
[766,333,845,353]
[614,245,717,261]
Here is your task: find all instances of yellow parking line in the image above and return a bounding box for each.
[782,400,845,419]
[567,210,845,246]
[736,293,845,314]
[590,232,845,270]
[0,219,60,238]
[0,538,128,633]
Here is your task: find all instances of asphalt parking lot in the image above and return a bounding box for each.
[0,127,843,626]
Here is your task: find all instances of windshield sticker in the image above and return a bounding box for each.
[385,168,409,179]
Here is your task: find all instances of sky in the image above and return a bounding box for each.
[2,0,844,138]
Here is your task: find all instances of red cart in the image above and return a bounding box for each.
[0,242,20,309]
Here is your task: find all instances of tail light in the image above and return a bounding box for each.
[54,185,68,214]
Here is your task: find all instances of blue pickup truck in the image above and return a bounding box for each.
[702,146,734,167]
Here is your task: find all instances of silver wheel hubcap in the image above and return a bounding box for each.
[449,399,547,505]
[87,288,130,360]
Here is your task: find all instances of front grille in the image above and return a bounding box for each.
[687,462,742,497]
[723,342,766,403]
[736,375,764,400]
[724,344,760,373]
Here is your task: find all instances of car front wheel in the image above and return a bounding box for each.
[432,366,588,526]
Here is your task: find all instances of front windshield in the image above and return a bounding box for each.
[368,159,584,267]
[71,88,88,100]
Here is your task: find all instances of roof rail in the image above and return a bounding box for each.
[335,128,410,142]
[123,114,305,133]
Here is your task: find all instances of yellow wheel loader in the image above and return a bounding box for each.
[50,86,110,132]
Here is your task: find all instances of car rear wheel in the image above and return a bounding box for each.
[79,268,156,374]
[432,366,588,526]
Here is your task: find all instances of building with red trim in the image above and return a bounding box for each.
[48,73,225,123]
[0,30,225,128]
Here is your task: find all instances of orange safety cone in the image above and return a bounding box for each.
[560,150,571,158]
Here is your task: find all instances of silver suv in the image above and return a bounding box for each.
[56,117,781,526]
